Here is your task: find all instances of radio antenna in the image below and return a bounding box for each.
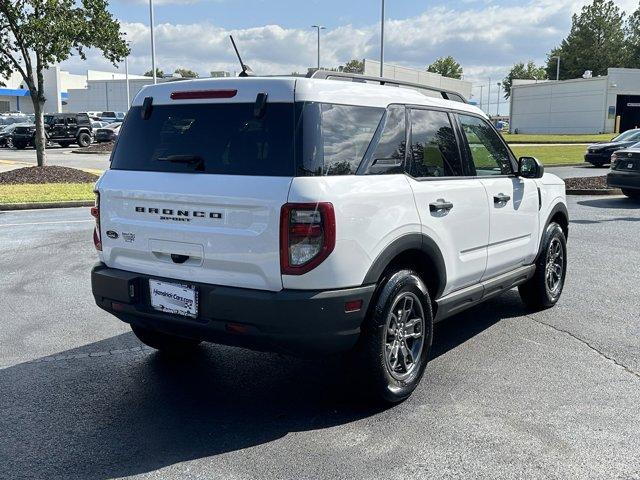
[230,35,252,77]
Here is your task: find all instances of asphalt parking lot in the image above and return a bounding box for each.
[0,146,109,173]
[1,196,639,480]
[0,146,611,179]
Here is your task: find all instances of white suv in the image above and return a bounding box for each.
[91,76,568,403]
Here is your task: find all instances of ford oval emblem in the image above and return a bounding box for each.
[106,230,119,239]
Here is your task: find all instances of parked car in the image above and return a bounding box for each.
[99,111,125,123]
[94,123,121,143]
[10,123,37,149]
[44,113,93,148]
[608,146,640,199]
[0,123,23,147]
[91,121,109,130]
[90,77,568,404]
[585,129,640,167]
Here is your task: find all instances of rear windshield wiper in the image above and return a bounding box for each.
[157,155,205,171]
[157,155,203,164]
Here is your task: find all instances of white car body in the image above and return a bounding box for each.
[92,76,568,359]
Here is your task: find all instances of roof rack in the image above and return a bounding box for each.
[308,69,468,104]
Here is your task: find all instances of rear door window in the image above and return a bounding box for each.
[298,103,383,175]
[407,109,463,177]
[111,103,296,176]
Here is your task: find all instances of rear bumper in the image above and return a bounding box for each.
[607,171,640,190]
[585,152,611,164]
[91,263,375,356]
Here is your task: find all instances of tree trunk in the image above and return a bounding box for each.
[32,97,47,167]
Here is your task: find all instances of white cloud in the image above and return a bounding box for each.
[60,0,639,94]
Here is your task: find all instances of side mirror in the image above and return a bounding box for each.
[518,156,544,179]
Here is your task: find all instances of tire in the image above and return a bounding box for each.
[519,222,567,310]
[58,141,72,148]
[76,132,91,147]
[131,324,201,355]
[590,162,606,168]
[621,189,640,200]
[351,269,433,404]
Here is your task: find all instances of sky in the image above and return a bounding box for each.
[59,0,640,115]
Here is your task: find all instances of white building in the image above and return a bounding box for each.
[509,68,640,134]
[0,65,148,114]
[364,60,473,100]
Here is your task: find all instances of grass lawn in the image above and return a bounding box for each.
[502,133,613,144]
[509,145,587,165]
[0,183,94,204]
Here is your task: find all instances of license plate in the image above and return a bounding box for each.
[628,163,635,169]
[149,279,198,318]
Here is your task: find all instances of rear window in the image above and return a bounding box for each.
[110,103,295,176]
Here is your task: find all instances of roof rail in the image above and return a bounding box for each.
[308,69,468,104]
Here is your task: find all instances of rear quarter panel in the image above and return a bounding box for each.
[284,175,420,290]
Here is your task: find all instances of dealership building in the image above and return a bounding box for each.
[509,68,640,134]
[2,61,473,116]
[0,66,149,114]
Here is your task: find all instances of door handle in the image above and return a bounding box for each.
[429,199,454,214]
[494,193,511,204]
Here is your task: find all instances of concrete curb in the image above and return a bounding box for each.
[0,200,93,211]
[566,188,622,196]
[545,163,589,168]
[71,150,112,155]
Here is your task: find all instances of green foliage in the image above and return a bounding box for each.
[174,68,199,78]
[427,56,463,79]
[0,0,129,166]
[544,0,625,79]
[144,68,164,78]
[502,61,547,98]
[338,59,364,74]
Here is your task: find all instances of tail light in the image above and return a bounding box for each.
[91,191,102,251]
[280,203,335,275]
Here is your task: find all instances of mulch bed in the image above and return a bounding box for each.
[564,176,609,190]
[0,166,99,185]
[73,142,114,154]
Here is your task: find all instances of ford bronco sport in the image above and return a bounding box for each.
[91,75,568,403]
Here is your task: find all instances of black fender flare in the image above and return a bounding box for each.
[362,233,447,300]
[535,202,569,262]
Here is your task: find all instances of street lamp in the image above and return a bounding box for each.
[496,82,501,116]
[149,0,157,84]
[311,25,326,70]
[380,0,385,77]
[552,56,561,81]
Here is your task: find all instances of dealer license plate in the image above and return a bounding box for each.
[149,279,198,318]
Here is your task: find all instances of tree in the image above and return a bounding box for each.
[174,68,198,78]
[338,59,364,74]
[545,0,625,80]
[502,61,547,98]
[427,56,463,79]
[626,4,640,68]
[0,0,129,167]
[144,68,164,78]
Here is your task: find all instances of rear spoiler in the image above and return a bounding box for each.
[308,69,468,104]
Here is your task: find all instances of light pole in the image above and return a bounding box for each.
[149,0,157,84]
[496,82,501,116]
[552,55,561,81]
[487,78,491,117]
[125,51,130,107]
[380,0,385,77]
[479,85,484,113]
[311,25,325,70]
